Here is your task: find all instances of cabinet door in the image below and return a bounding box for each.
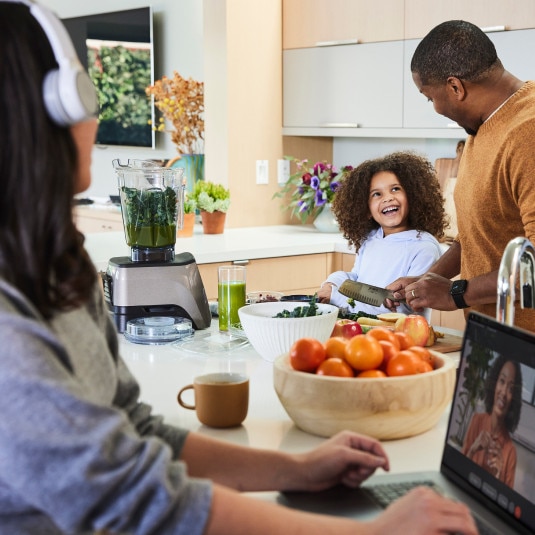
[283,41,403,129]
[405,0,535,40]
[198,254,333,301]
[283,0,404,49]
[403,29,535,129]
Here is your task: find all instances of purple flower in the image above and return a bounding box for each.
[330,181,340,192]
[315,190,327,206]
[310,176,320,190]
[297,199,308,213]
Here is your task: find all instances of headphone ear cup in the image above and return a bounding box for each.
[43,65,98,126]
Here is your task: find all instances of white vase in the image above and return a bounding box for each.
[313,203,340,233]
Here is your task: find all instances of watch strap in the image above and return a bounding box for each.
[450,280,469,309]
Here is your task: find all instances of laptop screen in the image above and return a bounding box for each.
[442,312,535,534]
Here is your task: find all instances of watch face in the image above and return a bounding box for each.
[452,280,467,295]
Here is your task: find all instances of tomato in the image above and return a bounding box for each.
[357,369,387,378]
[367,327,401,350]
[344,334,383,371]
[289,338,326,372]
[316,357,355,377]
[408,346,437,368]
[393,331,415,350]
[386,350,421,376]
[378,340,400,371]
[324,336,349,360]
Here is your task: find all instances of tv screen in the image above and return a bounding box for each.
[63,7,155,148]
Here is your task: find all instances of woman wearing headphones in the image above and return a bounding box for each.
[0,2,477,534]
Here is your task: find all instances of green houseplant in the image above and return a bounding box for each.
[190,181,231,234]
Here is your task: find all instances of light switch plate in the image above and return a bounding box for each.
[256,160,269,184]
[277,159,290,185]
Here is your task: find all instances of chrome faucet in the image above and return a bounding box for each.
[497,237,535,325]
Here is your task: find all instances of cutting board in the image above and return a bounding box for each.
[430,331,463,353]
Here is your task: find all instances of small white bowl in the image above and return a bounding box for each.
[238,301,338,362]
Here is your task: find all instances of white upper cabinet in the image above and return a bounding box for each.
[283,41,404,129]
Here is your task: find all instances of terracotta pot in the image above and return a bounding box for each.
[177,212,195,237]
[201,210,226,234]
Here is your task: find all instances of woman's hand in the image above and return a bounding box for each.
[288,430,390,492]
[467,430,491,459]
[369,487,478,535]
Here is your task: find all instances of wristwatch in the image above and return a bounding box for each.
[450,279,469,309]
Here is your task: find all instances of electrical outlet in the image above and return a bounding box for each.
[277,159,290,185]
[256,160,269,184]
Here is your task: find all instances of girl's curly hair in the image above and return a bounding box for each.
[332,151,448,250]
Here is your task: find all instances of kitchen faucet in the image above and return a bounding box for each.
[496,236,535,325]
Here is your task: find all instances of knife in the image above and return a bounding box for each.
[338,280,404,307]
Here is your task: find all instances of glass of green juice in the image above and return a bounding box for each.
[218,266,246,332]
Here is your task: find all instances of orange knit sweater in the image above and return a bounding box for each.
[455,81,535,332]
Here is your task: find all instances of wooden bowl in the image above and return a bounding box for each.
[273,351,456,440]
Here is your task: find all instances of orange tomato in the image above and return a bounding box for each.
[344,334,383,371]
[357,369,387,378]
[324,336,349,360]
[378,340,400,371]
[393,331,416,350]
[386,350,421,376]
[316,357,355,377]
[289,338,326,373]
[408,346,437,369]
[367,327,401,350]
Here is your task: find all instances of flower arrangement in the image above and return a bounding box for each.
[190,180,231,213]
[145,71,204,156]
[274,156,351,224]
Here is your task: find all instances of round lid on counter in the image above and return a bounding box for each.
[124,316,194,345]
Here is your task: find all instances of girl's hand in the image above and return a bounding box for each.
[317,283,335,303]
[289,431,390,492]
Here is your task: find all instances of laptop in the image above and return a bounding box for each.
[277,312,535,535]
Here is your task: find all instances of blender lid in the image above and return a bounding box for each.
[124,316,194,345]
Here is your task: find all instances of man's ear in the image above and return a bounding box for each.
[446,76,466,100]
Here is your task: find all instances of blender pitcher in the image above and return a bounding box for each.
[113,159,185,262]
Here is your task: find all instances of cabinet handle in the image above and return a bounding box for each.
[232,260,250,265]
[320,122,360,128]
[315,38,359,47]
[480,25,507,33]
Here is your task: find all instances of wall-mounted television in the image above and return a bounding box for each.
[63,7,155,149]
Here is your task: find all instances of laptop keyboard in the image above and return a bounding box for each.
[364,480,440,508]
[364,480,502,535]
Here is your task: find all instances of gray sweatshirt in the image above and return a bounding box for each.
[0,279,212,534]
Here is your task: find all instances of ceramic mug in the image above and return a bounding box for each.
[177,372,249,428]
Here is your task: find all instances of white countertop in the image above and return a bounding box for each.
[84,225,354,271]
[120,326,461,477]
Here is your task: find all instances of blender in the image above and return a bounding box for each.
[101,159,211,334]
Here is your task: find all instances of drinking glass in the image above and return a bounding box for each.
[218,266,246,331]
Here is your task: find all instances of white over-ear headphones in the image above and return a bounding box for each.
[5,0,99,126]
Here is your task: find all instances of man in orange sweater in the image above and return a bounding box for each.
[387,20,535,332]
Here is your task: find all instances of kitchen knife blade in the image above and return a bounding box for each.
[338,280,403,307]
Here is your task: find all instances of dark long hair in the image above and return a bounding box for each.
[484,355,523,434]
[0,3,96,318]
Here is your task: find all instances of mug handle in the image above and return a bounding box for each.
[177,384,196,410]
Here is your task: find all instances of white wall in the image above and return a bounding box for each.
[41,0,204,199]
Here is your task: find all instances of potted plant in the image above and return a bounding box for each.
[177,194,197,238]
[146,71,204,191]
[273,156,351,231]
[190,180,231,234]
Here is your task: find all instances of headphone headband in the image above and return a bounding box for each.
[5,0,99,126]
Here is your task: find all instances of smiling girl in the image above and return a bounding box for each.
[318,151,448,316]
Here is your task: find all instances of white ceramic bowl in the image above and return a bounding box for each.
[238,301,338,362]
[273,351,456,440]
